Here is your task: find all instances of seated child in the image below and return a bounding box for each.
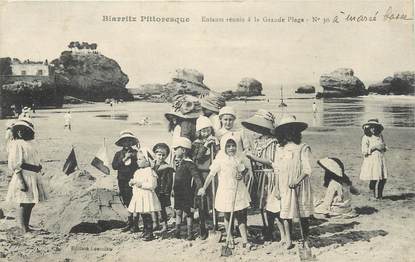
[315,157,359,218]
[173,137,203,240]
[128,150,161,240]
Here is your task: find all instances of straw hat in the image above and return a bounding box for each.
[13,117,34,133]
[201,93,226,113]
[270,115,308,136]
[241,109,275,136]
[115,130,139,147]
[164,95,202,122]
[218,106,236,119]
[172,136,192,149]
[196,116,212,132]
[362,119,384,132]
[317,157,344,177]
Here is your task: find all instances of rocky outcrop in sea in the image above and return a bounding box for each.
[318,68,367,98]
[295,85,315,94]
[368,71,415,95]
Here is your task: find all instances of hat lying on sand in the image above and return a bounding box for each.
[317,157,344,177]
[201,93,226,113]
[13,117,34,133]
[218,106,236,119]
[271,115,308,136]
[164,95,202,122]
[115,130,139,147]
[241,109,275,136]
[172,136,192,149]
[196,116,212,132]
[362,119,384,131]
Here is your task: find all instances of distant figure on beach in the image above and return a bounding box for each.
[6,118,47,233]
[312,102,317,114]
[359,119,388,200]
[64,111,72,131]
[314,157,359,218]
[19,107,31,119]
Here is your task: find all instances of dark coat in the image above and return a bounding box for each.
[173,159,203,210]
[154,162,174,207]
[112,148,138,181]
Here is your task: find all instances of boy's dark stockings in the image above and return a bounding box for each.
[122,213,134,232]
[142,213,154,241]
[369,179,387,199]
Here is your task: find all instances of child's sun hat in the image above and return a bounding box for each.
[196,116,213,132]
[362,119,384,132]
[13,117,35,133]
[317,157,344,177]
[271,115,307,136]
[218,106,236,119]
[201,93,226,113]
[241,109,275,136]
[172,136,192,149]
[115,130,140,147]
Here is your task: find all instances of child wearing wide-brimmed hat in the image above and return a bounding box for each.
[112,130,139,232]
[6,117,47,233]
[315,157,359,218]
[152,142,174,233]
[259,115,314,249]
[172,137,203,240]
[128,150,161,241]
[359,119,388,199]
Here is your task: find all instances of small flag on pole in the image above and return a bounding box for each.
[63,147,78,175]
[91,139,111,175]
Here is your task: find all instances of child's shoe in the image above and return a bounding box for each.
[121,215,133,232]
[174,230,181,239]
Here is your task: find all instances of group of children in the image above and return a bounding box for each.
[3,94,389,252]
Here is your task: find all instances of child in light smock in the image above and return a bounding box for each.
[128,150,161,241]
[198,132,253,249]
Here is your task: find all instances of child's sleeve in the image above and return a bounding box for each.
[189,162,203,189]
[111,151,123,170]
[166,168,174,195]
[208,159,220,177]
[361,136,370,155]
[301,145,312,176]
[8,142,23,172]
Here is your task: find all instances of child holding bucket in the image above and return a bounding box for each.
[198,133,253,249]
[359,119,388,199]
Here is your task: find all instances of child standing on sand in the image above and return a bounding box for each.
[198,133,253,249]
[173,137,203,240]
[6,118,47,233]
[128,150,161,241]
[359,119,388,199]
[270,115,314,249]
[152,143,174,233]
[192,116,219,239]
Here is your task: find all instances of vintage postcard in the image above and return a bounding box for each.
[0,1,414,261]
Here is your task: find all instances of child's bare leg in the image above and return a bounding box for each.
[17,204,26,233]
[175,209,182,238]
[238,223,248,244]
[284,219,294,249]
[185,210,194,240]
[275,213,285,244]
[223,212,230,237]
[152,212,159,229]
[160,207,168,232]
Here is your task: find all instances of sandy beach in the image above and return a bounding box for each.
[0,102,414,262]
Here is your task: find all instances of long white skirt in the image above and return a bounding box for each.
[128,188,161,213]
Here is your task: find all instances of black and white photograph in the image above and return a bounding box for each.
[0,1,414,261]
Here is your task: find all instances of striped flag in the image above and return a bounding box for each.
[91,141,110,175]
[62,147,78,175]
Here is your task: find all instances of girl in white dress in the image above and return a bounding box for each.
[359,119,388,199]
[270,115,314,249]
[128,150,161,240]
[6,118,47,233]
[198,132,252,249]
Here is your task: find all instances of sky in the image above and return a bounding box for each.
[1,1,414,92]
